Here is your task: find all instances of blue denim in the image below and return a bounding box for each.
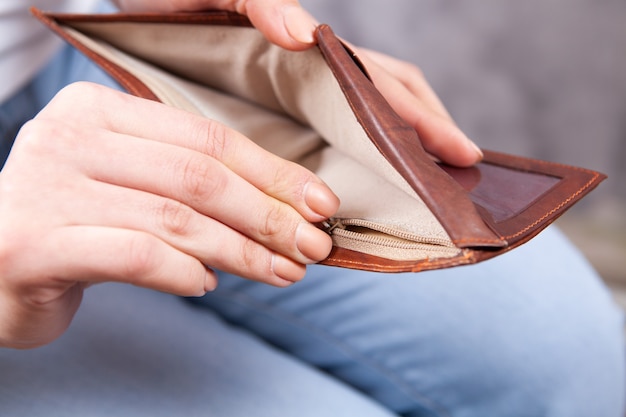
[0,42,624,417]
[202,229,626,416]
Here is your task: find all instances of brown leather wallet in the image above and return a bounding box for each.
[33,8,606,273]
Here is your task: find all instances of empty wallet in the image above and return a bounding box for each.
[33,8,606,273]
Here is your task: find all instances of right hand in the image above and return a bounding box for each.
[351,47,483,168]
[0,82,339,348]
[112,0,483,167]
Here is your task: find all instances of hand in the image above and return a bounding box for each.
[112,0,481,167]
[355,48,483,168]
[0,82,339,348]
[112,0,319,50]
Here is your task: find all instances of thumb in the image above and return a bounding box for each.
[242,1,319,50]
[114,0,319,50]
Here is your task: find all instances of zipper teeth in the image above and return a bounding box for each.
[328,218,455,249]
[332,228,455,251]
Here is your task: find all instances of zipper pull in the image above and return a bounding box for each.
[319,218,345,235]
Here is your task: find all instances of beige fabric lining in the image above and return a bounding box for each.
[62,23,460,261]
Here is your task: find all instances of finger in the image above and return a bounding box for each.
[359,48,452,120]
[39,83,340,222]
[243,0,319,50]
[26,111,333,266]
[113,0,319,50]
[70,182,309,285]
[36,226,214,296]
[356,50,483,167]
[65,126,333,265]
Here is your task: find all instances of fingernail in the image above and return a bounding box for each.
[296,222,333,262]
[304,182,340,219]
[283,5,318,44]
[272,254,306,282]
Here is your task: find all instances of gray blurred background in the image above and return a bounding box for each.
[303,0,626,309]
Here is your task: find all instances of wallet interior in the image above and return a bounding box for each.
[60,21,463,262]
[39,12,604,272]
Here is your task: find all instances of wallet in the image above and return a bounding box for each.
[33,8,606,273]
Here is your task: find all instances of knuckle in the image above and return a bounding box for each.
[12,118,79,159]
[201,120,230,161]
[238,238,261,273]
[54,82,106,110]
[259,160,315,208]
[259,203,290,241]
[180,157,228,203]
[14,85,120,159]
[48,82,129,127]
[11,119,44,153]
[269,161,307,191]
[157,199,193,237]
[123,233,160,280]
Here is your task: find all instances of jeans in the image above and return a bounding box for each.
[0,42,624,417]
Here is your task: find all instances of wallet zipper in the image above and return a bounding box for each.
[321,218,455,250]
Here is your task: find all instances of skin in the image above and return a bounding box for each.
[0,0,482,349]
